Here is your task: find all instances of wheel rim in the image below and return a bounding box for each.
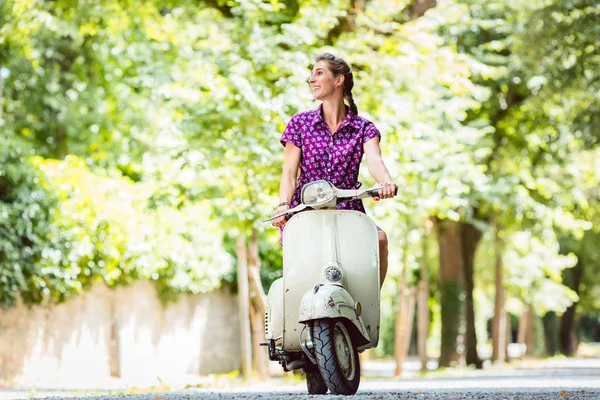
[333,322,355,381]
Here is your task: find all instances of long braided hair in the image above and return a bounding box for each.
[314,53,358,116]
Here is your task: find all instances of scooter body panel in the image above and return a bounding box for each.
[281,210,380,351]
[265,277,283,342]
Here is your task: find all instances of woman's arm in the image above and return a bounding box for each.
[272,142,302,227]
[364,137,397,199]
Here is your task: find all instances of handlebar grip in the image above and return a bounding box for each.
[368,186,398,197]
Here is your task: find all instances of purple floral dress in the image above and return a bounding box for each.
[279,104,381,244]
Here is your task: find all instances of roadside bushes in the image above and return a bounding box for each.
[0,137,59,308]
[0,139,233,308]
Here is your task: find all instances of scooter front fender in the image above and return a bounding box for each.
[298,284,370,347]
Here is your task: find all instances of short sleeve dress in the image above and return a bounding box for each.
[279,104,382,245]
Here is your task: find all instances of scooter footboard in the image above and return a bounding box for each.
[298,285,370,348]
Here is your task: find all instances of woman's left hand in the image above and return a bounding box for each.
[378,181,398,199]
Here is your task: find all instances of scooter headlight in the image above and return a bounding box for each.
[324,266,343,282]
[301,180,334,207]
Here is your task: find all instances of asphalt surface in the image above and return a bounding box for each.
[3,358,600,399]
[17,388,600,399]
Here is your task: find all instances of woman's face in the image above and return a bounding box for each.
[309,61,342,100]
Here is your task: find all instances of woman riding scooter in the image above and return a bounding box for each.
[271,52,398,286]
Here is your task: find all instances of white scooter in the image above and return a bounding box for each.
[262,180,391,395]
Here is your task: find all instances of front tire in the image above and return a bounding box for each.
[313,319,360,395]
[306,370,328,394]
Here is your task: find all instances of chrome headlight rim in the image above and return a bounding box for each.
[301,180,335,207]
[324,265,344,282]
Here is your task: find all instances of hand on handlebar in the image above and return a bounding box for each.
[376,181,398,200]
[271,204,290,227]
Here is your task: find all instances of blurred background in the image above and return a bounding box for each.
[0,0,599,390]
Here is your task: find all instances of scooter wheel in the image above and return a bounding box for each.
[306,370,328,394]
[313,319,360,395]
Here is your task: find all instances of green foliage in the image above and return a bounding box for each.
[220,230,283,292]
[514,0,600,145]
[374,292,397,358]
[503,229,579,315]
[0,0,598,363]
[0,0,156,161]
[258,231,284,289]
[559,230,600,313]
[0,142,233,307]
[440,282,463,363]
[0,135,59,307]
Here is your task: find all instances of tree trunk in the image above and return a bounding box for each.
[460,222,483,368]
[559,258,584,356]
[505,311,512,362]
[249,303,269,378]
[542,312,558,357]
[526,309,535,356]
[248,229,269,379]
[236,234,253,379]
[517,308,528,358]
[248,229,267,312]
[517,309,526,345]
[417,225,431,372]
[518,307,535,356]
[109,302,121,377]
[394,284,417,376]
[53,126,68,159]
[492,226,507,363]
[433,218,464,368]
[395,235,417,376]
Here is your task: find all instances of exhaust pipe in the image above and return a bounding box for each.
[286,359,307,371]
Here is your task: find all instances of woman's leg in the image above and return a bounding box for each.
[378,230,388,287]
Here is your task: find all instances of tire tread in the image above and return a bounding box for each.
[306,370,327,394]
[313,320,360,395]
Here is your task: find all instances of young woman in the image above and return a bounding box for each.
[272,53,397,286]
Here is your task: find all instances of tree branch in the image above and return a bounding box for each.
[325,0,437,44]
[485,86,527,170]
[325,0,369,45]
[202,0,234,18]
[402,0,437,21]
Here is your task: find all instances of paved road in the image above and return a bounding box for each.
[12,387,600,400]
[2,358,599,399]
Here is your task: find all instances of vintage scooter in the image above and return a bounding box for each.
[262,180,391,395]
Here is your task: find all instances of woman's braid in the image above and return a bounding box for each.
[343,70,358,115]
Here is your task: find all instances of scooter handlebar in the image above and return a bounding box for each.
[366,184,398,198]
[263,204,307,223]
[263,212,289,223]
[263,183,397,224]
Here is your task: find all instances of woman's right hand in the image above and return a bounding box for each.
[271,204,291,227]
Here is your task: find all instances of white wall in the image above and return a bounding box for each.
[0,282,240,386]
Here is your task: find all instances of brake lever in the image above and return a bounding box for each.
[263,211,290,223]
[263,204,308,223]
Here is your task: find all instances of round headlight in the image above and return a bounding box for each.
[324,266,343,282]
[302,180,334,207]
